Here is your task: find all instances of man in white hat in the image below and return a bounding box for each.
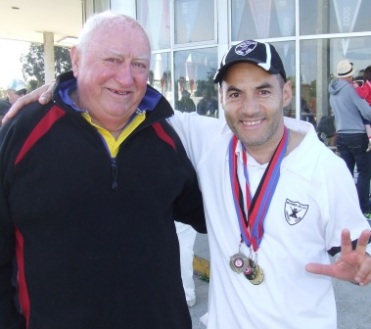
[6,79,27,105]
[0,79,27,123]
[329,59,371,216]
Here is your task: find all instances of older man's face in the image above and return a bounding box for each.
[71,20,151,125]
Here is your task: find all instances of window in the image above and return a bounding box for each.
[270,41,296,118]
[174,0,216,44]
[231,0,295,41]
[149,52,172,101]
[300,0,371,35]
[136,0,171,50]
[174,47,219,116]
[111,0,371,123]
[299,36,371,127]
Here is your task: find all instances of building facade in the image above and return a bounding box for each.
[86,0,371,124]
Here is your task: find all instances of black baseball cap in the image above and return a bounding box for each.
[213,40,287,84]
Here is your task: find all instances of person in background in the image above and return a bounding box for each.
[6,39,371,329]
[300,98,316,128]
[0,99,9,123]
[177,89,196,113]
[329,59,371,216]
[353,65,371,151]
[316,113,336,146]
[175,221,198,307]
[196,89,218,116]
[0,79,27,123]
[0,11,205,329]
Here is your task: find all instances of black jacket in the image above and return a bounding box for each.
[0,98,11,122]
[0,72,206,329]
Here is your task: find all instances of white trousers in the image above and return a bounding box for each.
[175,222,197,302]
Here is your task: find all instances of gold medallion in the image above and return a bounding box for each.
[243,258,264,285]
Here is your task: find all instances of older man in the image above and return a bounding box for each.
[0,11,205,329]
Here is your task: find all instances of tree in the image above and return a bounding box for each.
[0,87,6,99]
[194,68,218,98]
[21,43,72,90]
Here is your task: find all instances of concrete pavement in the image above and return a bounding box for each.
[189,274,371,329]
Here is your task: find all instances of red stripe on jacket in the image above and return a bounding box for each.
[15,227,30,328]
[15,106,66,165]
[152,122,176,150]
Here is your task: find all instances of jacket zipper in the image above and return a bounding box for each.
[111,158,118,191]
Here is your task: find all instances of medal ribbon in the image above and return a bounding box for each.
[228,127,289,251]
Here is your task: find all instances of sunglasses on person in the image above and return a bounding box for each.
[15,89,27,96]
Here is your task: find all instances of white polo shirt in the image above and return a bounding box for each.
[170,113,371,329]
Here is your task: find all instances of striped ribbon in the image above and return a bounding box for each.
[228,127,289,251]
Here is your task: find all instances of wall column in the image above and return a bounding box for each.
[43,32,55,83]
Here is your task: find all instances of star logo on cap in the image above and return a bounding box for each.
[235,40,258,57]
